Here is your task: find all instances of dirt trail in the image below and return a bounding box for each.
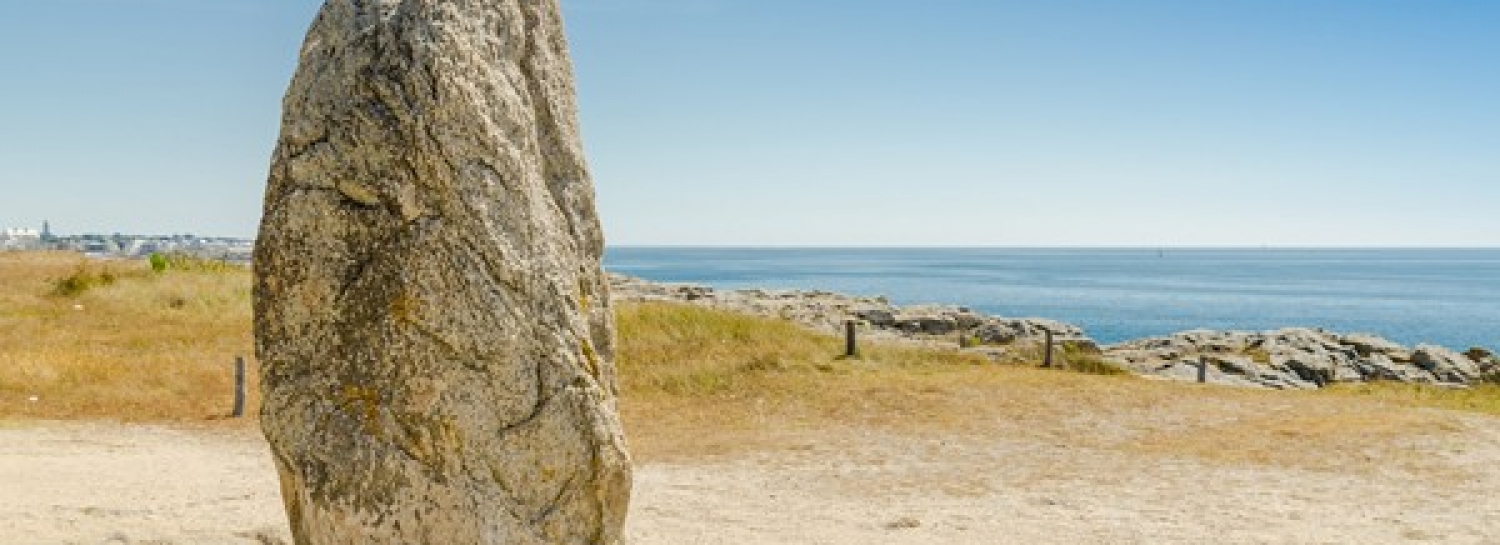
[3,417,1498,545]
[0,423,284,544]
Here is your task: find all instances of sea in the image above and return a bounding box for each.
[604,247,1500,351]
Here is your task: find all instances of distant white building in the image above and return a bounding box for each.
[0,228,42,251]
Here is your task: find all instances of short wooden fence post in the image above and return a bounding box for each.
[844,320,859,358]
[1043,329,1055,369]
[1197,355,1209,384]
[232,356,247,418]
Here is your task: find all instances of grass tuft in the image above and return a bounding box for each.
[1067,352,1132,376]
[50,262,123,297]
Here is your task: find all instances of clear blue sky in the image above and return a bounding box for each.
[1,0,1495,246]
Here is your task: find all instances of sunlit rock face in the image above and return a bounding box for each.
[253,1,629,543]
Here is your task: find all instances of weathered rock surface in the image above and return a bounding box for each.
[254,1,629,543]
[1109,329,1498,389]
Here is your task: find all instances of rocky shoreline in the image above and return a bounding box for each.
[608,274,1499,389]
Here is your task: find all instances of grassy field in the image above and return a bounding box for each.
[0,252,255,420]
[3,250,1498,465]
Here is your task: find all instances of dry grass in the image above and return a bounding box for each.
[1325,381,1500,416]
[0,252,256,421]
[613,302,1477,472]
[1,251,1495,472]
[616,301,1009,457]
[616,302,996,395]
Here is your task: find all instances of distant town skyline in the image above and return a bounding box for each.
[0,220,235,239]
[1,1,1496,246]
[0,222,252,260]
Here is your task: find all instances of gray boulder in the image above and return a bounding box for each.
[894,314,959,335]
[1341,333,1413,361]
[854,307,897,327]
[1465,347,1498,376]
[255,1,630,543]
[973,321,1021,345]
[953,311,987,331]
[1356,354,1433,383]
[972,318,1088,345]
[1412,344,1483,384]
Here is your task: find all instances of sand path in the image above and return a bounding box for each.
[2,418,1497,544]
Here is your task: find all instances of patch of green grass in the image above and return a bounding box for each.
[153,253,241,274]
[50,263,123,297]
[149,253,169,273]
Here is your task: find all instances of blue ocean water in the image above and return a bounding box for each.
[604,247,1500,351]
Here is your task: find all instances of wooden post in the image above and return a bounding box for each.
[1043,329,1054,368]
[1197,355,1208,384]
[844,319,859,358]
[233,356,247,418]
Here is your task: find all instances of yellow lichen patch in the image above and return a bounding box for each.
[581,341,601,378]
[576,277,592,313]
[339,384,383,437]
[389,291,420,323]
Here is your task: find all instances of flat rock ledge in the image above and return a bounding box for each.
[1110,329,1499,390]
[609,274,1499,390]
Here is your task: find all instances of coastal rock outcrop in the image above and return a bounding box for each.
[1108,329,1498,389]
[254,1,630,544]
[608,274,1099,352]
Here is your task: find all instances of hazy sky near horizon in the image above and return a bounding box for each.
[1,1,1496,246]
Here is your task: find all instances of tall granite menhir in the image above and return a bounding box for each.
[253,1,630,543]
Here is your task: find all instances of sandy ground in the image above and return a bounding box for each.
[3,418,1499,545]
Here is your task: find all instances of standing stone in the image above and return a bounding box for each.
[253,1,629,543]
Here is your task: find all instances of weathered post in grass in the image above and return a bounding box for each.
[1043,329,1055,368]
[232,356,246,418]
[1197,355,1208,384]
[845,319,859,357]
